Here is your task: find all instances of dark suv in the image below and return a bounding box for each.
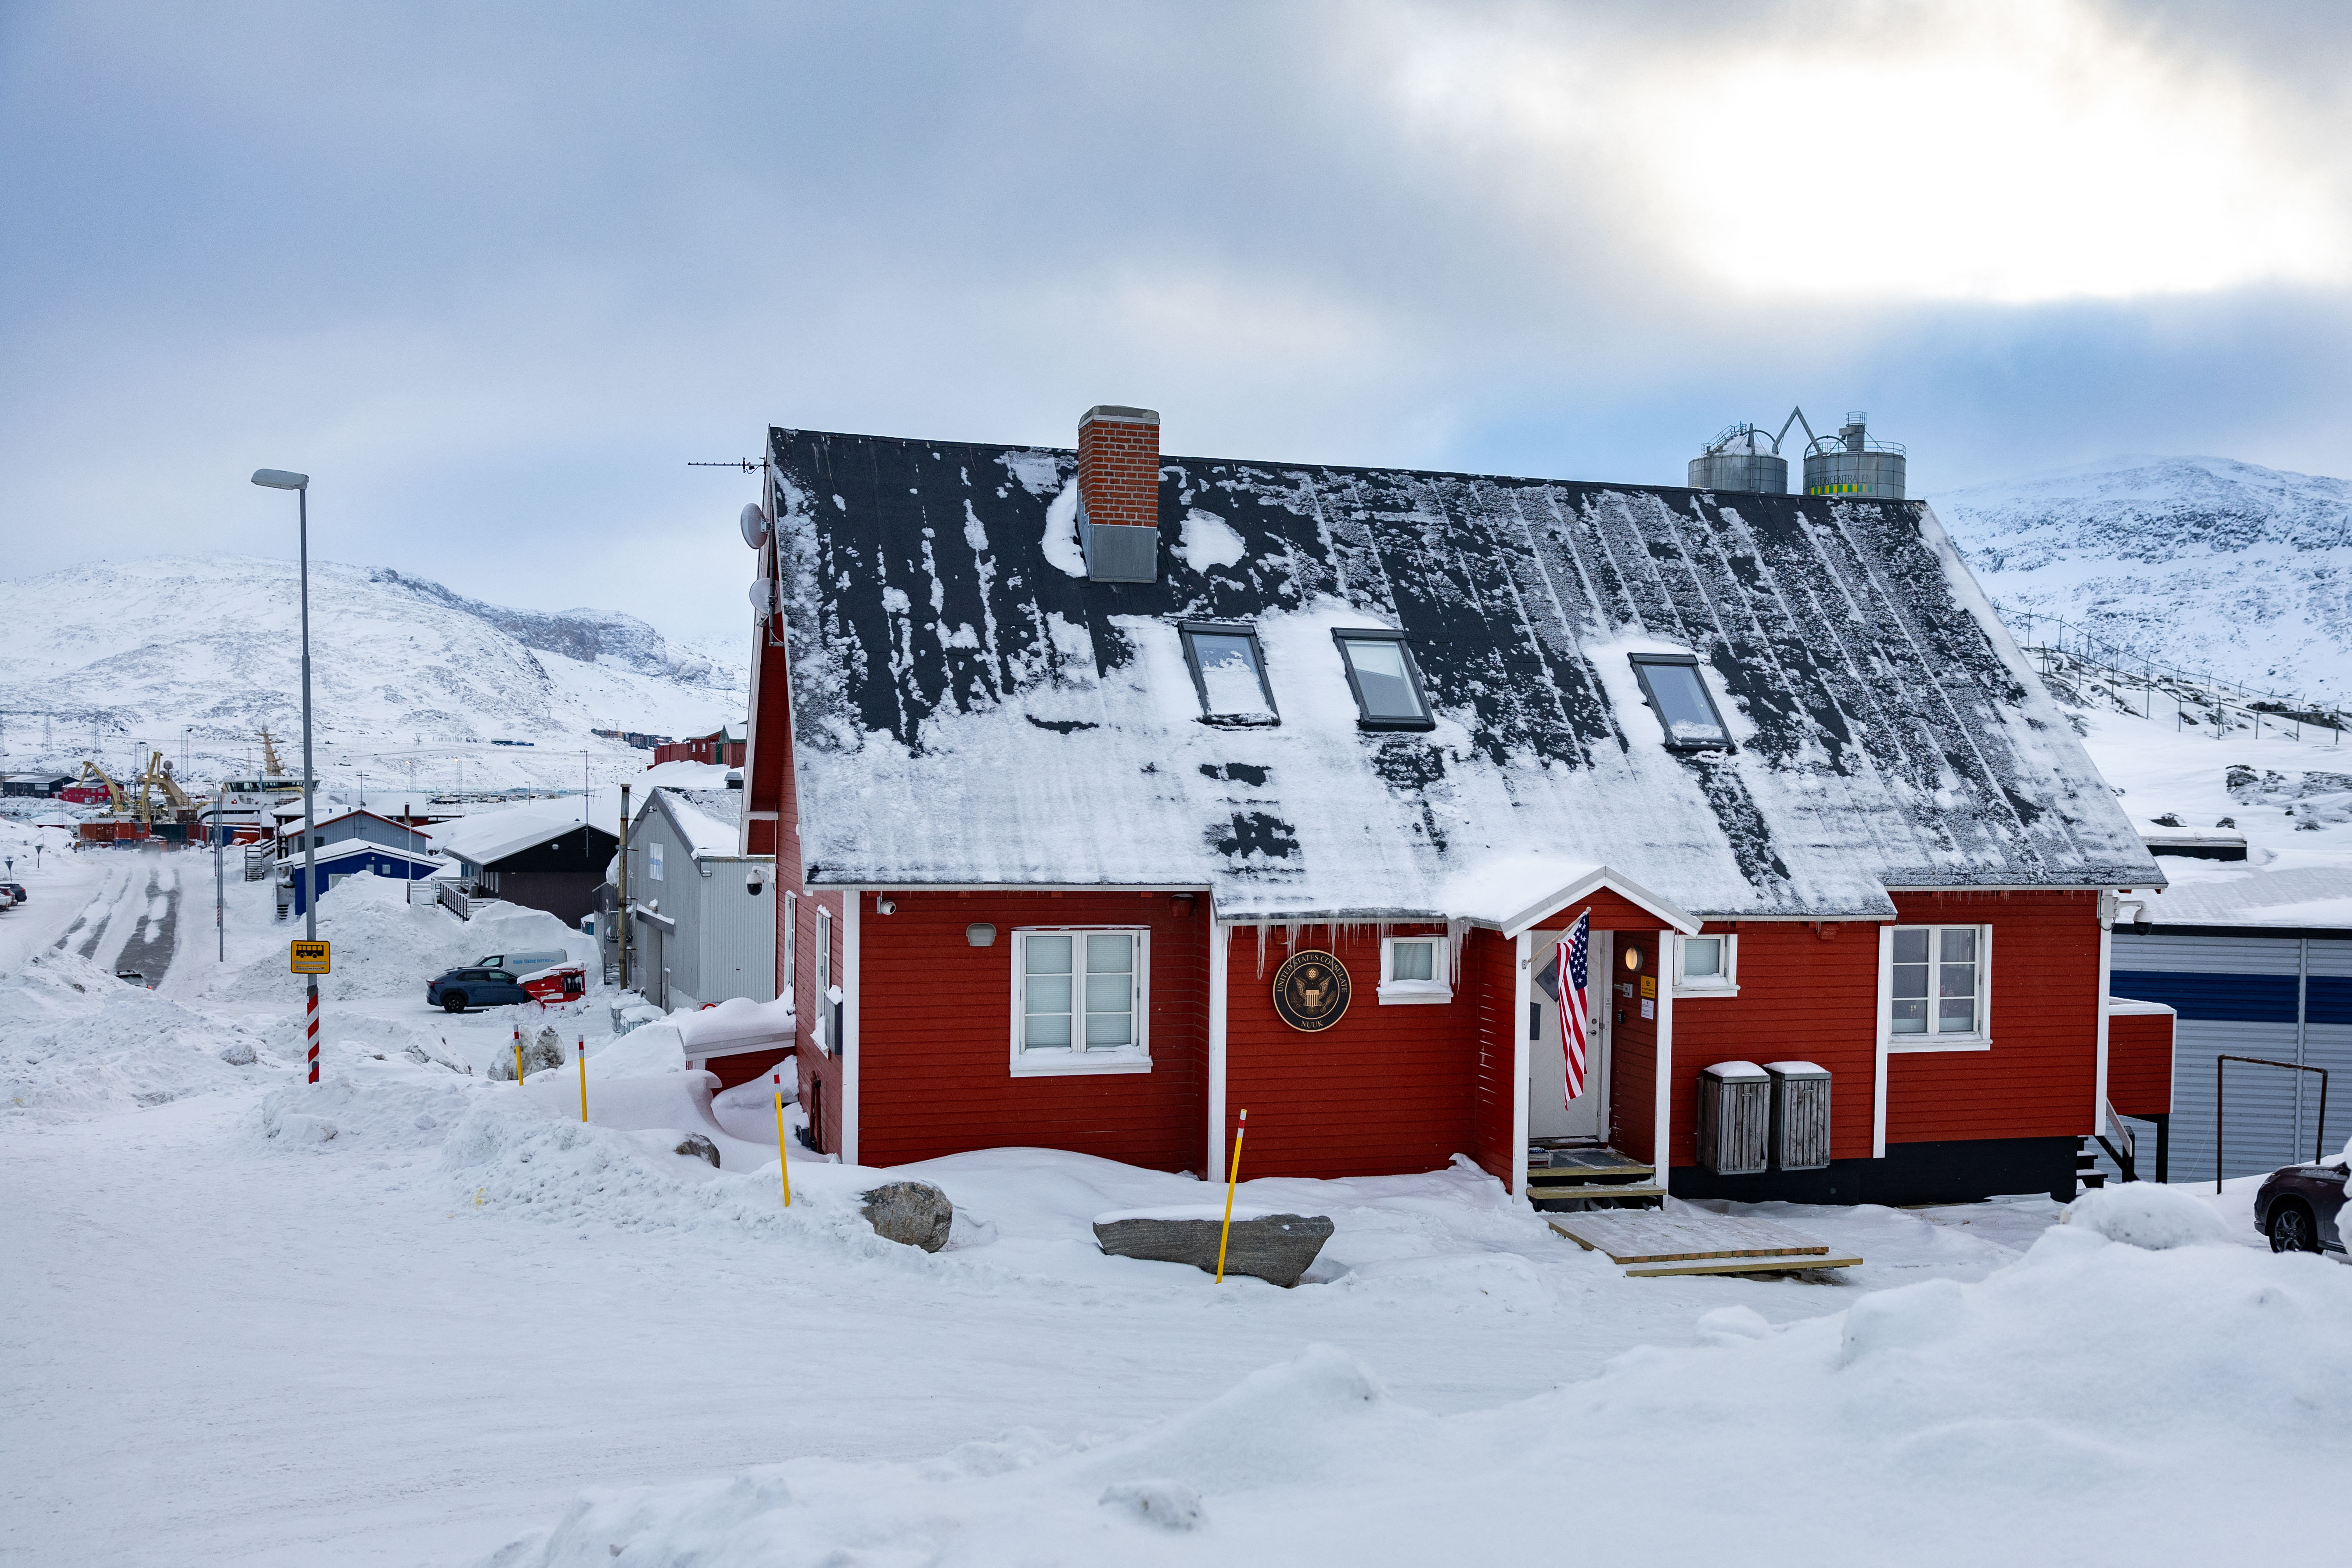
[427,967,529,1013]
[2254,1157,2349,1259]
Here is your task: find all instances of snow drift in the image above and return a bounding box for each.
[0,950,273,1120]
[479,1217,2352,1567]
[227,873,591,1005]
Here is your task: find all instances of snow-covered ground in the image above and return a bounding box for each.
[5,847,2345,1566]
[2072,700,2352,919]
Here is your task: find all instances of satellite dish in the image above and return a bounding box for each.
[739,502,771,550]
[748,579,776,617]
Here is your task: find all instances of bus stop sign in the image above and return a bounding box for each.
[291,940,331,975]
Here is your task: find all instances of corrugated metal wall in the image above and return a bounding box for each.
[2111,931,2351,1183]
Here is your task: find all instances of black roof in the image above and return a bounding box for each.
[770,426,2159,920]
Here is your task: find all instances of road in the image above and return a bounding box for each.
[49,848,188,986]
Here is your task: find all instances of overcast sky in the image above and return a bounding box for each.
[4,0,2348,646]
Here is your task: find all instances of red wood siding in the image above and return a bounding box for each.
[1604,930,1660,1164]
[2107,1010,2174,1119]
[1466,928,1519,1189]
[1669,921,1881,1166]
[1884,890,2102,1144]
[856,891,1209,1172]
[1226,923,1484,1180]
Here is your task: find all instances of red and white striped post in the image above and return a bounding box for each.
[305,978,320,1083]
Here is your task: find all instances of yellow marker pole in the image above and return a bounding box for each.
[513,1041,525,1085]
[576,1038,588,1122]
[1215,1108,1248,1283]
[772,1071,792,1207]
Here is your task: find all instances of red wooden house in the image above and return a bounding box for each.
[738,405,2172,1204]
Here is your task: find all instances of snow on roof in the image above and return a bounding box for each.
[639,786,746,860]
[2136,864,2352,931]
[435,792,621,868]
[770,428,2161,920]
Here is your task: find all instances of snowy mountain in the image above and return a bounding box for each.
[0,556,747,790]
[1935,456,2352,705]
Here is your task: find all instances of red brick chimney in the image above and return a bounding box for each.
[1076,404,1160,582]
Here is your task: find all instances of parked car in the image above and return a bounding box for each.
[0,882,24,905]
[115,969,147,988]
[477,950,567,974]
[429,966,529,1012]
[2254,1157,2349,1259]
[428,960,586,1012]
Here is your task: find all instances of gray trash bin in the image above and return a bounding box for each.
[1765,1061,1831,1171]
[1697,1061,1770,1175]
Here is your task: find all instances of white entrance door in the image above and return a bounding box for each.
[1528,930,1610,1140]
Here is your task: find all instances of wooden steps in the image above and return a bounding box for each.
[1526,1142,1664,1210]
[1546,1210,1861,1278]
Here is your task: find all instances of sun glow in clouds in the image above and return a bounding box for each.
[1395,1,2349,304]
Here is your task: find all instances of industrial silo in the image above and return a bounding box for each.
[1802,412,1906,498]
[1687,423,1788,493]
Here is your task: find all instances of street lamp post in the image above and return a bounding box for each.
[252,468,320,1085]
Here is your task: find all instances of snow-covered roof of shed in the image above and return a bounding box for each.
[637,786,746,860]
[436,794,619,868]
[770,428,2161,920]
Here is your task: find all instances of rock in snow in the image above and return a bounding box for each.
[1092,1212,1334,1287]
[859,1181,953,1252]
[673,1133,720,1168]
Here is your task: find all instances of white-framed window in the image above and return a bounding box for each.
[1377,933,1452,1004]
[1888,924,1990,1048]
[1674,932,1738,996]
[1010,927,1151,1075]
[815,906,833,1055]
[649,841,665,881]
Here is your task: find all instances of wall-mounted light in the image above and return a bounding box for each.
[1622,946,1644,973]
[967,922,996,947]
[1170,893,1196,917]
[876,896,896,915]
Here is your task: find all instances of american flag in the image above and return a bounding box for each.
[1557,910,1591,1103]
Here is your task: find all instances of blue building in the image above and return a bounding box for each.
[2108,865,2352,1184]
[280,838,443,917]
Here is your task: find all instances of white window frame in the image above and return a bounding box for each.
[1009,926,1152,1076]
[1884,923,1993,1052]
[1377,934,1453,1005]
[649,841,664,881]
[1672,932,1739,997]
[815,906,833,1056]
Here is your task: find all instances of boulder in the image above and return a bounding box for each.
[1091,1212,1334,1287]
[674,1133,721,1168]
[860,1180,953,1252]
[218,1039,258,1066]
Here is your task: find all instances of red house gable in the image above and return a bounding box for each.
[740,408,2169,1205]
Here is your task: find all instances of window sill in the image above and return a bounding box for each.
[1010,1050,1153,1077]
[1887,1037,1993,1054]
[1673,984,1739,999]
[1376,983,1454,1006]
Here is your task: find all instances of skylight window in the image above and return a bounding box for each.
[1628,653,1730,749]
[1179,621,1278,726]
[1333,629,1435,731]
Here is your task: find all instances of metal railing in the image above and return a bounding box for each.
[2010,609,2348,747]
[2215,1055,2330,1193]
[436,881,473,922]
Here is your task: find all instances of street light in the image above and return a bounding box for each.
[252,467,320,1086]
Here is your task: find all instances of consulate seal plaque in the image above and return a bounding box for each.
[1271,950,1350,1032]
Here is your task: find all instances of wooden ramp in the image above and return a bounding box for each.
[1547,1210,1862,1278]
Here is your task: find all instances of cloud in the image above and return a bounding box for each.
[0,0,2347,648]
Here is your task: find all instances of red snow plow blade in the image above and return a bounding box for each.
[518,964,588,1003]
